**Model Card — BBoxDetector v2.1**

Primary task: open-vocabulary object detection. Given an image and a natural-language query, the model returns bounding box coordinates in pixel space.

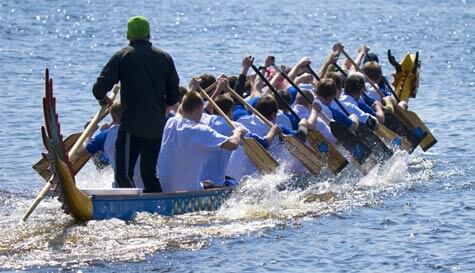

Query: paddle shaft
[251,64,302,123]
[382,76,401,102]
[225,86,273,127]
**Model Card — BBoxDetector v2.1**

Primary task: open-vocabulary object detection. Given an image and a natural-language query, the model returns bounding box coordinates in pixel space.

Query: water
[0,0,474,272]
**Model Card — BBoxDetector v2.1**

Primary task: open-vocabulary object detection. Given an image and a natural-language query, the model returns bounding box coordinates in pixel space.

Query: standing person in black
[92,16,180,192]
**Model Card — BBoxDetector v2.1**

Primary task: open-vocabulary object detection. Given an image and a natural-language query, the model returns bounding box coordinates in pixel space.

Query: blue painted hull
[91,188,234,220]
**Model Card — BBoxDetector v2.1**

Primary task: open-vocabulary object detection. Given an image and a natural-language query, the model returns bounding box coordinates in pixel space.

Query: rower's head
[363,52,379,64]
[316,78,336,105]
[325,72,344,98]
[228,76,238,90]
[276,89,291,111]
[344,72,365,99]
[127,16,150,41]
[178,86,188,103]
[214,94,234,118]
[256,95,278,122]
[198,73,216,91]
[295,90,314,109]
[180,91,204,122]
[110,101,122,123]
[362,61,383,84]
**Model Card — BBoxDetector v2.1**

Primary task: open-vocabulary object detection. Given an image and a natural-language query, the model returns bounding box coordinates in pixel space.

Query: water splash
[0,152,446,270]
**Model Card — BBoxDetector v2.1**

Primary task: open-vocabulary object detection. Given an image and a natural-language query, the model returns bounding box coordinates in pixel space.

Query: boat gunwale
[89,187,234,201]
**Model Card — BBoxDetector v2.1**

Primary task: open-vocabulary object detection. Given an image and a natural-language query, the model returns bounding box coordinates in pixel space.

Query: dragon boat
[39,69,234,221]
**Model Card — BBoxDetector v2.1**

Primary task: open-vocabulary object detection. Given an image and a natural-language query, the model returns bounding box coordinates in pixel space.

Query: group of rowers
[84,23,413,193]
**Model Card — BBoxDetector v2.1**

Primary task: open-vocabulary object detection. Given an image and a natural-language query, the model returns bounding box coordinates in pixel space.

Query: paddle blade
[282,135,322,175]
[355,126,394,161]
[384,112,421,149]
[33,133,92,181]
[393,106,437,152]
[242,137,280,174]
[329,122,372,165]
[307,129,348,174]
[375,125,414,152]
[404,110,437,152]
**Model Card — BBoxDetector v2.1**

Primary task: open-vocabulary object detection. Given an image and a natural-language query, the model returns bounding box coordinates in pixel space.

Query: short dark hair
[316,78,336,99]
[362,61,382,82]
[215,94,234,115]
[295,90,314,107]
[344,72,365,96]
[178,86,188,102]
[363,52,379,63]
[181,91,203,113]
[276,89,291,110]
[325,72,344,90]
[256,95,278,120]
[198,73,216,90]
[228,76,238,91]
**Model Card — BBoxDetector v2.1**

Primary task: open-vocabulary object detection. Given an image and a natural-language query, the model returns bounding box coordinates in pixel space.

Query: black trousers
[115,129,162,193]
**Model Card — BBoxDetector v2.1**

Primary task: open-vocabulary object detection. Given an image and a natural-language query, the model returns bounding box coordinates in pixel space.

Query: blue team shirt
[329,107,354,129]
[358,100,377,116]
[284,111,299,130]
[86,130,109,154]
[286,86,298,105]
[232,96,260,121]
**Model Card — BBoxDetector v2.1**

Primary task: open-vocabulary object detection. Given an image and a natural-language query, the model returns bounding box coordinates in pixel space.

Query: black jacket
[93,40,180,138]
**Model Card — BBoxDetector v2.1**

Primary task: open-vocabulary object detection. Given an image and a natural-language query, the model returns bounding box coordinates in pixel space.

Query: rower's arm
[372,100,386,124]
[235,55,254,97]
[221,127,245,150]
[352,44,369,71]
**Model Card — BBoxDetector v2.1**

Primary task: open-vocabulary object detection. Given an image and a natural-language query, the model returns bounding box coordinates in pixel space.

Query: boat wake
[0,152,456,270]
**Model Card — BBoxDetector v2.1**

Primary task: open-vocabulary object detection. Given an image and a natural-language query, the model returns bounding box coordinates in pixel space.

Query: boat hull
[90,188,233,220]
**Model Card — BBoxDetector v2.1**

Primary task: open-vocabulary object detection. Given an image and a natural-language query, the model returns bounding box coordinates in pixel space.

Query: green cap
[127,16,150,39]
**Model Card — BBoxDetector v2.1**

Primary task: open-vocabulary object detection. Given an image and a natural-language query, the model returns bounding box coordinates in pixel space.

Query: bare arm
[263,124,282,144]
[262,70,283,96]
[372,100,385,124]
[348,114,360,131]
[352,44,369,71]
[204,76,228,113]
[308,102,322,128]
[221,127,245,150]
[288,56,311,81]
[235,55,254,97]
[318,42,343,78]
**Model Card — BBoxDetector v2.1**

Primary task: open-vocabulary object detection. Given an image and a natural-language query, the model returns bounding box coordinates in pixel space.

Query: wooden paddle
[23,77,120,221]
[306,65,375,166]
[341,48,436,151]
[332,94,394,161]
[33,133,87,180]
[332,62,414,152]
[269,64,348,174]
[231,68,322,175]
[198,87,280,174]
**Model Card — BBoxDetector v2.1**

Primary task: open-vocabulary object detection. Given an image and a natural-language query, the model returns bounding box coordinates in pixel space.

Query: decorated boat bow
[41,68,93,221]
